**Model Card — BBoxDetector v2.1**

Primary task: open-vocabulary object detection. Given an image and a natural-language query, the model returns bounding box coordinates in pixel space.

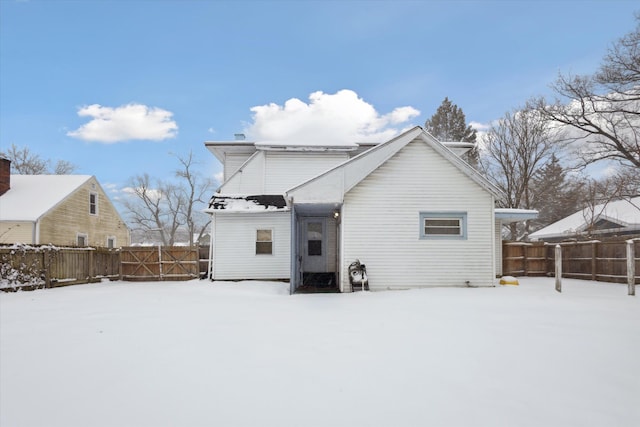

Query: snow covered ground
[1,277,638,427]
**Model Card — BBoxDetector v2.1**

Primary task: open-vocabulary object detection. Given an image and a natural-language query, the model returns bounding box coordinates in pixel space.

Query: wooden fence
[503,239,640,284]
[120,246,200,281]
[1,245,210,291]
[0,246,121,291]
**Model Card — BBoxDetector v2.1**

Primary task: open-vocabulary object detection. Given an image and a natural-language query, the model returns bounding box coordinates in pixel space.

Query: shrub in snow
[0,243,47,291]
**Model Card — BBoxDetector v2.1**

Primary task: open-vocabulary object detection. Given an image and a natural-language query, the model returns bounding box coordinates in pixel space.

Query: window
[307,222,322,256]
[107,237,116,249]
[256,229,273,255]
[77,233,88,247]
[89,192,98,215]
[419,212,467,239]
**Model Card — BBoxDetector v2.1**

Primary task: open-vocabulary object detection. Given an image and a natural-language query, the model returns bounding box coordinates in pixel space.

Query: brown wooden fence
[120,246,200,281]
[1,245,210,291]
[0,246,121,291]
[503,240,640,284]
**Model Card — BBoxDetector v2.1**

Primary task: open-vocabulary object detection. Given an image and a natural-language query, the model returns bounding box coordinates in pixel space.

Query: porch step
[296,273,339,293]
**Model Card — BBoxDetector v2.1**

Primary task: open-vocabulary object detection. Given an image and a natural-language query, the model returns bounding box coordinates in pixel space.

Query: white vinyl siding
[211,211,291,280]
[495,219,503,276]
[219,152,265,194]
[341,139,495,291]
[221,151,348,196]
[224,152,255,182]
[264,152,348,194]
[326,216,338,272]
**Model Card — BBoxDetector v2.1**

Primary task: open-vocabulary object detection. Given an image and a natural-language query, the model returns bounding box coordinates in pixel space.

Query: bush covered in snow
[0,243,47,291]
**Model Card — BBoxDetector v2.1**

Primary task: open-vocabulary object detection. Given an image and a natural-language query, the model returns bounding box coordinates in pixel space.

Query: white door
[302,218,326,273]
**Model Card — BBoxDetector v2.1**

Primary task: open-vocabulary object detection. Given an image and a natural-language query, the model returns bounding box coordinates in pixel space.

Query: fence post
[43,247,51,288]
[158,245,163,280]
[88,249,94,282]
[627,240,635,296]
[591,241,597,281]
[555,244,562,293]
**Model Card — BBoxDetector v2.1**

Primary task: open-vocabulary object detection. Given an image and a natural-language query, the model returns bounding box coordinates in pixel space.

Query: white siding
[495,219,503,276]
[219,152,265,195]
[265,152,348,194]
[341,140,495,291]
[224,153,255,182]
[212,211,291,280]
[326,216,337,272]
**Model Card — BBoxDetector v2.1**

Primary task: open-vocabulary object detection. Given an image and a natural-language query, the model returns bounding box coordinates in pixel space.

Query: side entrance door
[301,217,327,273]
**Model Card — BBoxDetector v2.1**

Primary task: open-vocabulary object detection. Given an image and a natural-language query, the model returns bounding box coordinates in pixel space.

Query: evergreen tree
[530,154,584,231]
[425,97,478,165]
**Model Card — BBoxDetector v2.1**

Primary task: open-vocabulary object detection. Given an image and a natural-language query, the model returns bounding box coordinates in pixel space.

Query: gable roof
[286,126,503,203]
[0,175,92,221]
[530,196,640,240]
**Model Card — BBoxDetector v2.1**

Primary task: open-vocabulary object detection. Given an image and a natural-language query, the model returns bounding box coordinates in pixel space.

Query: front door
[302,218,327,273]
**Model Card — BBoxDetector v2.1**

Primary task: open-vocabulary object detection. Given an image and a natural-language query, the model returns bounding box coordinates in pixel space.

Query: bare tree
[123,151,215,246]
[480,104,565,240]
[172,151,214,246]
[0,143,78,174]
[535,16,640,169]
[578,169,640,239]
[122,174,186,246]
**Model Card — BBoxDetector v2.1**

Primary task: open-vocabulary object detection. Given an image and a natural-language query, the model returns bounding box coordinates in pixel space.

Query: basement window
[77,233,88,247]
[420,212,467,240]
[256,229,273,255]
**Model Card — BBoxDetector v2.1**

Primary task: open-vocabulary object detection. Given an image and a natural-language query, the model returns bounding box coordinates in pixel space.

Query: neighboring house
[0,158,130,247]
[530,196,640,242]
[205,126,534,293]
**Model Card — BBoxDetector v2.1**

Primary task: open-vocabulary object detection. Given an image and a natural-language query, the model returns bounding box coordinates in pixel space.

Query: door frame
[300,217,327,273]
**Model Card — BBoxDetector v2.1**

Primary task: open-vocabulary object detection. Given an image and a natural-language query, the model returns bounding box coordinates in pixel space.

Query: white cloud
[214,171,224,185]
[67,103,178,143]
[470,121,491,132]
[121,186,163,202]
[244,89,420,146]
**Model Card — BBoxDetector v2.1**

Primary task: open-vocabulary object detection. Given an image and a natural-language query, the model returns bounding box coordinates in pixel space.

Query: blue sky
[0,0,638,200]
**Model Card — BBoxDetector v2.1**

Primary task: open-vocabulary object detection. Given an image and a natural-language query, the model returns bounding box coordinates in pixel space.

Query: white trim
[256,227,274,255]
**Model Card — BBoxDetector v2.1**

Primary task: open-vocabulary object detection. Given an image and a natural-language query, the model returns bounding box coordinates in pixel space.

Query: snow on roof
[530,196,640,239]
[206,194,289,213]
[0,175,92,221]
[495,208,539,223]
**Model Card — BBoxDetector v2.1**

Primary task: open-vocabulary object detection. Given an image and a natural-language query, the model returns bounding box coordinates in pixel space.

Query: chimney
[0,158,10,196]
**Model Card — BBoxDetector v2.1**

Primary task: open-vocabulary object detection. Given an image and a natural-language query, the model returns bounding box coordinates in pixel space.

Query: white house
[205,126,531,293]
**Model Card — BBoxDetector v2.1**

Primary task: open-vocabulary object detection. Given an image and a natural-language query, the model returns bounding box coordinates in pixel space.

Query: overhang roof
[495,208,539,223]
